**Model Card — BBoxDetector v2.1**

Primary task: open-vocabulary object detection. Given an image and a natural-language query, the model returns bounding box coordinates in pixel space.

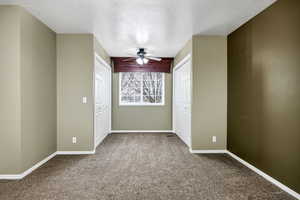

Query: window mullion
[155,73,157,103]
[140,73,143,104]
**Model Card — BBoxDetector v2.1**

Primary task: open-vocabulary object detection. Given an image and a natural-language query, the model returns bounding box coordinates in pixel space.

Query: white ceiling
[0,0,276,57]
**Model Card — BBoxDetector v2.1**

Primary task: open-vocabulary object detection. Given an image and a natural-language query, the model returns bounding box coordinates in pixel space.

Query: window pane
[156,96,162,103]
[135,95,141,102]
[120,72,163,105]
[121,72,141,104]
[156,79,162,97]
[143,95,156,103]
[142,72,154,81]
[143,81,155,95]
[121,96,128,103]
[128,96,135,103]
[142,72,157,103]
[156,73,162,80]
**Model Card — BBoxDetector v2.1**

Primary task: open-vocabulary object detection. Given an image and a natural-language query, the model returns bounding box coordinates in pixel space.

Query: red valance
[112,57,173,73]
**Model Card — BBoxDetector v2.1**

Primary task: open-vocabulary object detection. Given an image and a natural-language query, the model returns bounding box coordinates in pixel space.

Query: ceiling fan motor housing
[137,48,146,58]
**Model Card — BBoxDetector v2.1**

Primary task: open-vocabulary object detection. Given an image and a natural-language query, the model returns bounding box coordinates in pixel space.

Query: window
[119,72,165,106]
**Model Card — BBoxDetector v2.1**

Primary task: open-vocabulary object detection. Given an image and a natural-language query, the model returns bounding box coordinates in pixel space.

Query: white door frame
[172,54,192,147]
[93,53,112,150]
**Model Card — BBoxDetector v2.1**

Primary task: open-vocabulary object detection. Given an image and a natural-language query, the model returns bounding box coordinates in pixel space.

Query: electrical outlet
[82,97,87,104]
[212,136,217,143]
[72,137,77,144]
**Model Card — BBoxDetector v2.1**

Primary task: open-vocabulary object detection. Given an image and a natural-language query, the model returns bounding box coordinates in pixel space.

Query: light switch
[212,136,217,143]
[72,137,77,144]
[82,97,87,104]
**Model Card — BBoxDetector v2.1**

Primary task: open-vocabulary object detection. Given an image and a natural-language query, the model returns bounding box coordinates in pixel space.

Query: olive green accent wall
[57,34,110,151]
[191,35,227,150]
[228,0,300,193]
[112,73,172,131]
[0,6,57,174]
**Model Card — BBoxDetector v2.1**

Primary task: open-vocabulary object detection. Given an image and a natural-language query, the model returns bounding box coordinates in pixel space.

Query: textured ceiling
[0,0,276,57]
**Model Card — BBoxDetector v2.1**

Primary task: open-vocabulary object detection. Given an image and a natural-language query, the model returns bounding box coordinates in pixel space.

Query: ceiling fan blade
[126,52,138,56]
[122,57,137,61]
[146,56,162,61]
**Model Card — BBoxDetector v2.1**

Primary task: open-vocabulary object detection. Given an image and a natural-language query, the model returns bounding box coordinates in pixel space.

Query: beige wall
[94,37,111,65]
[174,36,227,150]
[191,35,227,150]
[112,73,172,131]
[0,6,57,174]
[20,8,57,171]
[0,6,22,174]
[57,34,110,151]
[57,34,94,151]
[174,39,192,66]
[1,6,110,174]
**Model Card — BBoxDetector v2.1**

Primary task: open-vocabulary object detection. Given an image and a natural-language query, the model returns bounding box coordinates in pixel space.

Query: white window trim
[119,72,165,106]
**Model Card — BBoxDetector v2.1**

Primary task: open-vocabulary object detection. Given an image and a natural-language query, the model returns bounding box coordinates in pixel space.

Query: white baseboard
[0,150,96,180]
[95,133,109,149]
[0,174,23,179]
[56,150,95,155]
[0,149,97,180]
[189,148,300,199]
[1,146,299,199]
[174,132,191,148]
[189,149,227,154]
[0,152,56,180]
[111,130,174,133]
[227,151,300,200]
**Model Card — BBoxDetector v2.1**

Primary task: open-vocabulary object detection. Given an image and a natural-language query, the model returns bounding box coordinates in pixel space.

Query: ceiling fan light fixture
[132,48,161,65]
[143,58,149,64]
[136,57,143,65]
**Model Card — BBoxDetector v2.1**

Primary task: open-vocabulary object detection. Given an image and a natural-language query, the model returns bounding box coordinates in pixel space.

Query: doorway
[94,53,112,149]
[173,54,192,147]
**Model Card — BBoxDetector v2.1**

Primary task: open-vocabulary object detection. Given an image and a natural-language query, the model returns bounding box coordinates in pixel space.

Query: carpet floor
[0,133,296,200]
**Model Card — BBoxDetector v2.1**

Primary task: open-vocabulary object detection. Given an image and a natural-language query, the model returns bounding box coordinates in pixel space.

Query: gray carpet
[0,133,296,200]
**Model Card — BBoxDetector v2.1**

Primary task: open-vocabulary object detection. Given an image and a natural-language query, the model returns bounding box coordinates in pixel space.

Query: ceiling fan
[124,48,162,65]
